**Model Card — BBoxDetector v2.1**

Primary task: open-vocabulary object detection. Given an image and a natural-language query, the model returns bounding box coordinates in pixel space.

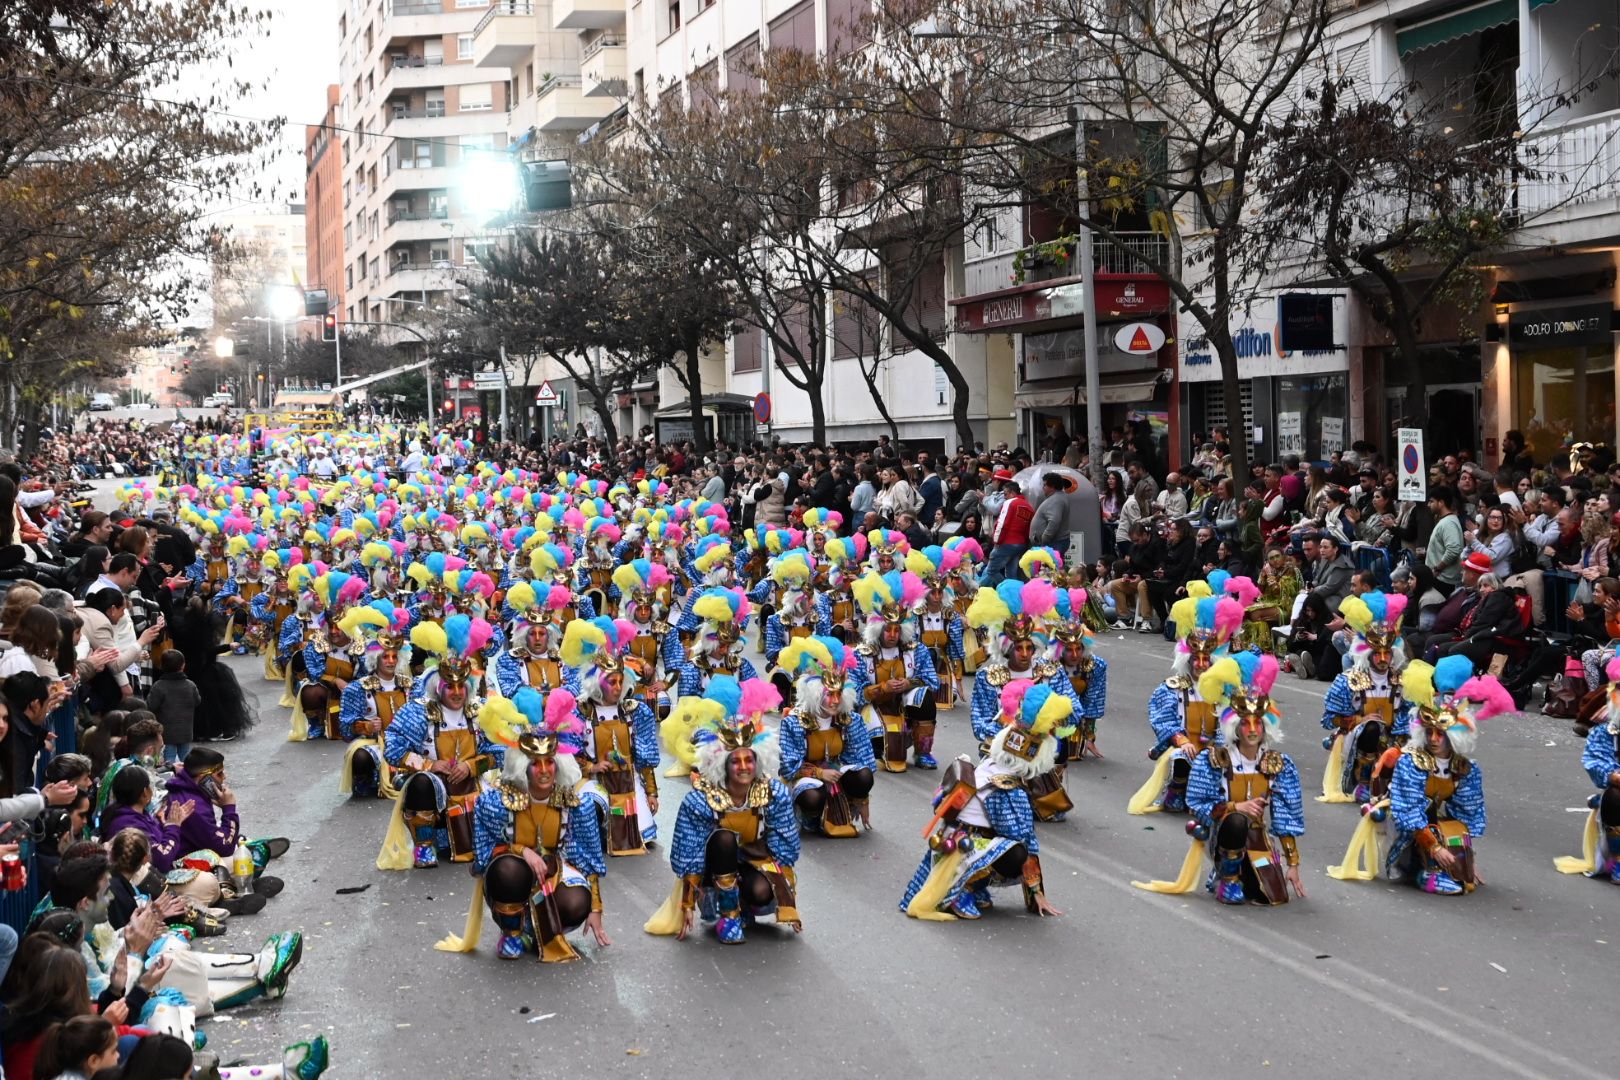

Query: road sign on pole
[1397,428,1426,503]
[473,370,506,390]
[534,379,560,407]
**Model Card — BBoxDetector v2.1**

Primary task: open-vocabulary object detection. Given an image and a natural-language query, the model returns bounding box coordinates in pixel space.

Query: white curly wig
[987,725,1057,781]
[500,745,583,789]
[694,733,781,789]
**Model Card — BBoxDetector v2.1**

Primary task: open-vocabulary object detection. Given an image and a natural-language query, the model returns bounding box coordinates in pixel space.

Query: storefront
[1178,291,1353,465]
[1500,300,1617,464]
[952,276,1176,458]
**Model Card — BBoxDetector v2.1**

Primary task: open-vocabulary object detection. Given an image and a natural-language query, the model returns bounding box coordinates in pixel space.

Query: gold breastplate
[718,807,763,844]
[629,634,660,664]
[513,802,564,855]
[592,717,633,769]
[1186,699,1218,746]
[524,656,562,690]
[805,726,844,764]
[1228,771,1272,802]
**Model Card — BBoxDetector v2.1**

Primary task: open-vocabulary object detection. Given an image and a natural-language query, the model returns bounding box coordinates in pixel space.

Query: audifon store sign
[1178,294,1347,383]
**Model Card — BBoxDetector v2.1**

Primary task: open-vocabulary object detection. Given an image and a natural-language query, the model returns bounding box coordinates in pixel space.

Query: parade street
[193,623,1611,1080]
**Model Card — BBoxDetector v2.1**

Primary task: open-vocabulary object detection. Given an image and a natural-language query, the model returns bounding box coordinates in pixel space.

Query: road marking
[1036,840,1604,1080]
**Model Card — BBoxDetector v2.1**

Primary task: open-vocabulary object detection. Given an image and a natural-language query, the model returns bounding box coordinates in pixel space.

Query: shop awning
[1397,0,1516,57]
[1015,371,1163,410]
[654,392,755,417]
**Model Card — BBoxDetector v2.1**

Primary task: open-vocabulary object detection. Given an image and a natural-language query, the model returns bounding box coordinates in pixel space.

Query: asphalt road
[147,621,1611,1080]
[73,475,1617,1077]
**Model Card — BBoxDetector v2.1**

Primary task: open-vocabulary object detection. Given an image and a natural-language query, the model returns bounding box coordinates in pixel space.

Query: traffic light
[322,313,338,342]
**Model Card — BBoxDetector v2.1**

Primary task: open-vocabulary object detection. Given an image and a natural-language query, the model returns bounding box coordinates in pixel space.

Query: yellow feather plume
[691,593,735,623]
[407,563,437,589]
[1403,660,1437,711]
[561,618,607,668]
[505,581,537,614]
[851,573,892,617]
[410,621,449,658]
[1198,656,1243,707]
[612,563,643,593]
[338,606,389,639]
[1339,595,1373,635]
[965,586,1011,629]
[530,546,558,577]
[778,637,832,677]
[1169,596,1201,642]
[1031,688,1075,736]
[477,694,525,750]
[1185,581,1213,600]
[287,564,314,594]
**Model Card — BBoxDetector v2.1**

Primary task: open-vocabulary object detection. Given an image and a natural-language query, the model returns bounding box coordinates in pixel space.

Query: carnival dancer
[813,534,866,645]
[220,534,267,652]
[436,688,611,962]
[1320,592,1411,804]
[577,518,623,618]
[493,581,572,696]
[1133,651,1308,905]
[530,541,594,620]
[762,549,818,706]
[273,561,319,709]
[376,615,501,869]
[1559,657,1620,883]
[671,588,760,699]
[866,529,908,576]
[944,536,986,673]
[1050,586,1108,762]
[852,570,939,772]
[1327,656,1503,895]
[1128,588,1242,815]
[900,678,1067,920]
[612,558,676,721]
[250,549,302,686]
[336,602,413,799]
[907,546,967,711]
[294,571,369,741]
[777,636,876,835]
[562,617,662,856]
[966,578,1077,816]
[645,676,802,944]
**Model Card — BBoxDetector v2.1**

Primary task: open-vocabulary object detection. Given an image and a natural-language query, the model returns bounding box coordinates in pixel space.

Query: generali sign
[954,278,1169,332]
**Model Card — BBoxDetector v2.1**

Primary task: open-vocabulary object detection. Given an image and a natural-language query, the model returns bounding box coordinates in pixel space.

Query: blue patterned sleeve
[764,779,801,867]
[814,594,832,637]
[612,539,632,561]
[495,653,521,698]
[984,786,1039,852]
[562,665,581,697]
[277,615,303,661]
[249,591,271,622]
[764,616,786,666]
[475,722,504,768]
[661,626,686,672]
[383,702,427,766]
[1582,727,1618,789]
[575,595,597,621]
[304,642,327,681]
[670,790,716,876]
[567,800,608,877]
[848,655,872,711]
[739,657,759,682]
[843,719,877,770]
[1323,675,1355,730]
[1081,655,1107,719]
[185,559,205,587]
[676,665,702,698]
[1186,750,1225,828]
[630,701,660,768]
[1388,755,1430,833]
[1147,683,1183,744]
[912,643,940,691]
[1452,762,1486,837]
[211,575,239,612]
[1046,668,1078,711]
[472,789,506,874]
[947,615,965,660]
[1268,756,1305,837]
[746,578,772,605]
[337,682,367,740]
[969,674,1001,741]
[778,715,807,778]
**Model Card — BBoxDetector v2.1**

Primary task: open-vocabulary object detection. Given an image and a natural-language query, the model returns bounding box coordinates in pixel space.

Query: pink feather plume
[466,572,496,599]
[1000,678,1034,719]
[462,618,494,656]
[1067,587,1089,612]
[1224,576,1261,608]
[1252,653,1280,695]
[336,576,367,606]
[1384,594,1409,625]
[738,678,782,718]
[562,508,585,530]
[443,555,467,573]
[1608,656,1620,683]
[647,563,673,589]
[729,587,752,621]
[938,548,962,573]
[1021,578,1057,618]
[543,689,583,748]
[436,515,460,533]
[954,538,984,563]
[898,571,927,607]
[1455,676,1515,721]
[609,619,638,651]
[1214,597,1244,641]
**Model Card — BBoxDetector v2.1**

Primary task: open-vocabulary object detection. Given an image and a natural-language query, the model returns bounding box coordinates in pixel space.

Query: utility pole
[1074,116,1105,489]
[498,342,509,441]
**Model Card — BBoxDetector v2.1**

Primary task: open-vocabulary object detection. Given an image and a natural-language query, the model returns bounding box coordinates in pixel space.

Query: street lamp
[265,285,302,322]
[457,160,523,222]
[213,336,233,359]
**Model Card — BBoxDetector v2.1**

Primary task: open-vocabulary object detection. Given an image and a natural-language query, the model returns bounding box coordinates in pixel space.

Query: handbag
[1543,673,1586,719]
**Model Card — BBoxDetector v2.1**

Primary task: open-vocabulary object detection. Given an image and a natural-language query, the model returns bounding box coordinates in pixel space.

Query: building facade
[304,84,346,324]
[335,0,514,331]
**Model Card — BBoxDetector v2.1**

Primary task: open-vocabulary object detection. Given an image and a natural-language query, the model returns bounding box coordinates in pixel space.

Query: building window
[455,0,488,7]
[457,34,474,60]
[459,83,492,111]
[768,0,816,56]
[732,323,762,372]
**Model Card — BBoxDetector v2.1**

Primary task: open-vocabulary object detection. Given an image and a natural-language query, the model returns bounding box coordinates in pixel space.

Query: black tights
[402,772,438,812]
[1171,757,1191,785]
[1602,787,1620,827]
[351,752,376,782]
[703,831,774,907]
[1354,721,1387,755]
[793,767,875,817]
[990,842,1028,880]
[1217,811,1254,849]
[485,855,590,928]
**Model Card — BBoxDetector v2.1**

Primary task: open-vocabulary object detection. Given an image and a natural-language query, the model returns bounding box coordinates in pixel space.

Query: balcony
[380,163,456,200]
[553,0,625,31]
[384,210,454,243]
[385,263,460,298]
[1517,107,1620,224]
[532,74,618,131]
[384,56,449,91]
[961,232,1170,297]
[473,1,538,68]
[581,36,626,98]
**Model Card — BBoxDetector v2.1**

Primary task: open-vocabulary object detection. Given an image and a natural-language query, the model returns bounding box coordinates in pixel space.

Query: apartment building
[305,84,346,327]
[335,0,514,336]
[210,204,309,323]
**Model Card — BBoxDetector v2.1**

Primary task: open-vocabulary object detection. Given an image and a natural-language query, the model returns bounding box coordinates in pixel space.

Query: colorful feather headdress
[853,570,926,625]
[965,578,1059,645]
[997,679,1077,760]
[409,613,494,687]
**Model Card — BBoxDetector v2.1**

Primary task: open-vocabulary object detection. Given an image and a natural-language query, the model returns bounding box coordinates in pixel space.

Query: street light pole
[1074,117,1106,489]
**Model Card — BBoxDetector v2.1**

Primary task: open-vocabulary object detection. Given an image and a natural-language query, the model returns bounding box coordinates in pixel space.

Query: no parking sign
[1397,428,1425,503]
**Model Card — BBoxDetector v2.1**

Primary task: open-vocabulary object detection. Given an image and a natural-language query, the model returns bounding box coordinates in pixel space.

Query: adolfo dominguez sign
[1507,303,1613,348]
